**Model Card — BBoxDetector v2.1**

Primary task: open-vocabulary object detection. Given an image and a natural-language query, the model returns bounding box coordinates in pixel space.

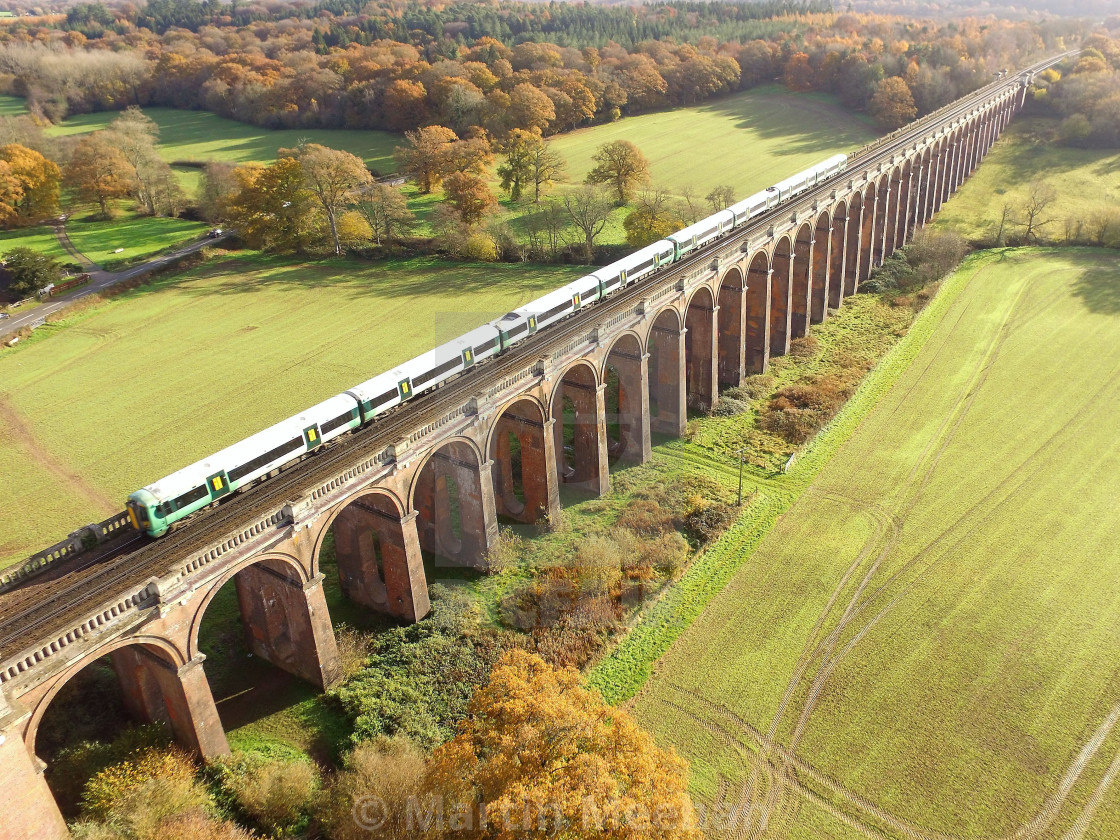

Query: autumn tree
[444,172,497,226]
[295,144,373,256]
[497,129,540,202]
[396,126,491,194]
[197,161,239,224]
[0,143,60,224]
[105,107,184,216]
[497,128,564,202]
[0,161,23,227]
[586,140,650,205]
[65,134,136,218]
[563,185,613,262]
[425,650,701,840]
[355,183,417,247]
[227,158,315,253]
[529,139,566,203]
[870,77,918,130]
[624,187,685,247]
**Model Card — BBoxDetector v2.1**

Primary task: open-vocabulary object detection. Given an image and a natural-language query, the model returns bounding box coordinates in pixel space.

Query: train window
[506,322,529,340]
[414,355,463,388]
[168,483,210,512]
[370,388,399,409]
[474,337,498,355]
[322,410,357,435]
[228,436,303,482]
[542,300,573,321]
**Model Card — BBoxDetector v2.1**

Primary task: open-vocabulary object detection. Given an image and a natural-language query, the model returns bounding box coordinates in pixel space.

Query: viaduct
[0,55,1065,839]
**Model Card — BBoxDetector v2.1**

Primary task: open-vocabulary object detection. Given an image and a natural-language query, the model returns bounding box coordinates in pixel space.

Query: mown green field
[624,248,1120,839]
[935,117,1120,242]
[550,87,874,198]
[0,226,68,262]
[0,254,587,567]
[43,105,402,177]
[63,214,208,269]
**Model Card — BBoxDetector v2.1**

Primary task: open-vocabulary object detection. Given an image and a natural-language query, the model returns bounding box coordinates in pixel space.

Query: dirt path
[0,396,116,517]
[52,223,97,271]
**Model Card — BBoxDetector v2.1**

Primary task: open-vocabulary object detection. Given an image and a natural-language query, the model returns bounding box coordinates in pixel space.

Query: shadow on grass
[698,86,878,156]
[123,252,589,305]
[1071,256,1120,316]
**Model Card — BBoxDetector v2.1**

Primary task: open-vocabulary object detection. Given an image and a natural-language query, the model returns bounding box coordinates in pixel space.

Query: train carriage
[127,393,362,536]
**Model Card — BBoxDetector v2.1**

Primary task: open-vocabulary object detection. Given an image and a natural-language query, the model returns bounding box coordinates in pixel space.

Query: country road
[0,231,228,341]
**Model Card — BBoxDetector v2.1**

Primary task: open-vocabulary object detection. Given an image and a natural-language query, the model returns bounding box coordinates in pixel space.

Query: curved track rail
[0,52,1071,658]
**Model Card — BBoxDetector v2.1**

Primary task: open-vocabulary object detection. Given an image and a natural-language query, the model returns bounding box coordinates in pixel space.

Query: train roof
[142,392,359,501]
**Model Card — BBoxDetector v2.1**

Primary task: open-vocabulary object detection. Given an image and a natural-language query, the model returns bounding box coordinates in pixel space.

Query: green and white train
[127,153,848,537]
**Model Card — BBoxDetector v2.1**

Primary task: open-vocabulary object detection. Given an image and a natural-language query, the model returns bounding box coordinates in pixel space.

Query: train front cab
[127,489,166,537]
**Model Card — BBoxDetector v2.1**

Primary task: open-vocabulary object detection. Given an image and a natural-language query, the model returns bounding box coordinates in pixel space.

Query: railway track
[0,51,1071,661]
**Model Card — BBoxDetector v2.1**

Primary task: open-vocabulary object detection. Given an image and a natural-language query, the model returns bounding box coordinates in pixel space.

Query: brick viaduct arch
[0,79,1034,839]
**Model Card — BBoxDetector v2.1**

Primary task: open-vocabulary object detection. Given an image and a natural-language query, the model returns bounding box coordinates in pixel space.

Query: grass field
[617,248,1120,839]
[0,253,587,567]
[0,226,68,262]
[935,117,1120,242]
[63,214,208,269]
[550,87,874,198]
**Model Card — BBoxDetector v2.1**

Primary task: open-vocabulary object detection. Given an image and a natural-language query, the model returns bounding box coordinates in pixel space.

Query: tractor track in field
[743,269,1034,837]
[0,396,117,517]
[683,263,1120,840]
[658,684,1120,840]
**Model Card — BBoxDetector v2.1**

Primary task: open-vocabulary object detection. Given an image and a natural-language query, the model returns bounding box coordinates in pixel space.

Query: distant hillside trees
[1032,35,1120,148]
[0,7,1067,143]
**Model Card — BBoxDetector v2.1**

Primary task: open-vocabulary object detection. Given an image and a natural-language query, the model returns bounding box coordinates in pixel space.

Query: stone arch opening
[414,438,495,567]
[685,285,717,410]
[896,161,913,249]
[844,191,863,296]
[744,252,770,373]
[811,210,831,323]
[858,184,876,283]
[326,489,430,623]
[192,554,340,735]
[916,152,932,227]
[29,639,223,821]
[647,307,685,434]
[790,223,814,338]
[872,176,892,268]
[551,361,608,494]
[770,236,793,358]
[604,333,649,465]
[490,396,557,524]
[717,266,746,389]
[883,168,902,261]
[828,202,847,309]
[942,132,958,203]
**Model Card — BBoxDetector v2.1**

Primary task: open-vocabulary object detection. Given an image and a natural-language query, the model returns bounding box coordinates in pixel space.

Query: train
[125,152,848,537]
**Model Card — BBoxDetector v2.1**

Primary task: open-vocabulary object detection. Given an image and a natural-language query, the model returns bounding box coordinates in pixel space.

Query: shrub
[48,725,172,818]
[616,498,675,537]
[335,624,375,679]
[484,527,525,574]
[788,335,819,358]
[682,500,737,545]
[223,756,317,835]
[569,534,623,596]
[315,738,429,840]
[710,396,749,417]
[332,587,525,749]
[735,374,776,400]
[459,231,499,261]
[81,747,199,822]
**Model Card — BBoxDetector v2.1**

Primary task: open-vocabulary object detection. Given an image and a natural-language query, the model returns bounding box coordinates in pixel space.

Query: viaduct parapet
[0,56,1063,839]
